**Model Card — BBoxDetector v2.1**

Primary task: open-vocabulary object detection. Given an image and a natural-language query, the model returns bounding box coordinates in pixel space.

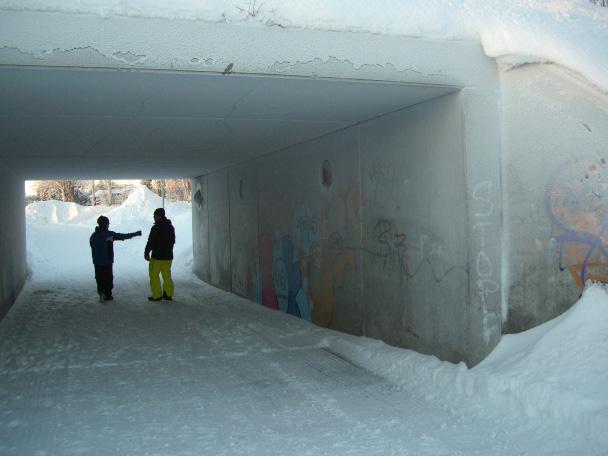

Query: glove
[135,230,142,236]
[144,252,150,261]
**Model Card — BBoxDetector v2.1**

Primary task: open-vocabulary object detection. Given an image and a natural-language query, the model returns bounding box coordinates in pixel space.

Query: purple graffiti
[545,157,608,286]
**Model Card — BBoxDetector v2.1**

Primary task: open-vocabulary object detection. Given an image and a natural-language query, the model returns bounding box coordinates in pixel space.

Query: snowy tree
[590,0,607,6]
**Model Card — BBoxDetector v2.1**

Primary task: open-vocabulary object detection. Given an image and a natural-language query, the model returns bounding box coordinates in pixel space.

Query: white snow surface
[1,0,607,92]
[1,189,606,454]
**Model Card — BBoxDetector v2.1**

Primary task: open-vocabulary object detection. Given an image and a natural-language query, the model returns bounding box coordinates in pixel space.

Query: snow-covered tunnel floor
[0,274,574,455]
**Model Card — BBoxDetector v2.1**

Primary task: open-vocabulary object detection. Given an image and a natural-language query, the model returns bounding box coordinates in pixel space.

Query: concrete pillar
[0,169,27,319]
[462,88,503,365]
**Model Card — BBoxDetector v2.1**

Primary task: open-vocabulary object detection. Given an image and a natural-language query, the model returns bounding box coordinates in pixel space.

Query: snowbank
[26,199,106,225]
[322,283,608,451]
[1,0,607,92]
[475,284,608,444]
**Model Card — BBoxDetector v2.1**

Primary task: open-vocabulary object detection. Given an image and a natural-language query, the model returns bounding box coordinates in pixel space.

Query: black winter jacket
[145,218,175,260]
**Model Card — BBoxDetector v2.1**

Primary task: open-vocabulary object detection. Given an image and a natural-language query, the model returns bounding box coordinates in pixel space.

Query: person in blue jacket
[90,215,141,301]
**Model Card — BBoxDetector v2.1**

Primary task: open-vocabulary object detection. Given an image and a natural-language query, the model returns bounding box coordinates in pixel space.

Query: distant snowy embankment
[26,199,106,225]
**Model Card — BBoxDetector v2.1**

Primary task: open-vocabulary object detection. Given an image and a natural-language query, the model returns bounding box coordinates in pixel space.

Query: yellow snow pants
[149,259,174,299]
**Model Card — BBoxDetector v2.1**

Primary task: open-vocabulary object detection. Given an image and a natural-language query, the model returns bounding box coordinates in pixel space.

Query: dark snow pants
[94,264,114,298]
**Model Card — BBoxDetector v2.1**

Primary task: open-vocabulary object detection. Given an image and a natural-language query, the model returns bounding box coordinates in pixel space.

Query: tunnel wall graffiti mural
[192,92,483,364]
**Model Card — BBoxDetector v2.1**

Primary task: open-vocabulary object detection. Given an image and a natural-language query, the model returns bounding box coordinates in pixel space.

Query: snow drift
[322,283,608,451]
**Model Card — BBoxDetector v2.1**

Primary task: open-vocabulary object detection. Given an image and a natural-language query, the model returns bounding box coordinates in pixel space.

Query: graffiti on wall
[361,216,466,285]
[365,218,409,278]
[472,181,499,304]
[216,152,475,342]
[255,175,465,329]
[309,187,361,326]
[546,157,608,287]
[257,187,361,325]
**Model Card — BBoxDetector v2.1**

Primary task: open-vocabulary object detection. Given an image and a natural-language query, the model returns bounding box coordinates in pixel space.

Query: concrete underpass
[0,19,506,452]
[0,28,503,366]
[3,8,608,455]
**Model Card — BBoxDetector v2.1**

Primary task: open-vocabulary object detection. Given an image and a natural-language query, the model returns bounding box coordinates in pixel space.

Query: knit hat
[97,215,109,226]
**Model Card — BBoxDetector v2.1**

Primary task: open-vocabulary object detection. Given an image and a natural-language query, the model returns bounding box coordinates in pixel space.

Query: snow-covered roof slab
[1,1,606,91]
[0,10,497,87]
[0,10,496,179]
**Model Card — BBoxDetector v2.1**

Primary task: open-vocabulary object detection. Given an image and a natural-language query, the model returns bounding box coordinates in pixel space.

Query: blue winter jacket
[90,228,138,266]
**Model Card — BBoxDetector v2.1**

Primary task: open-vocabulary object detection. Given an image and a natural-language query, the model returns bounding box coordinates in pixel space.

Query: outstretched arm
[113,230,142,241]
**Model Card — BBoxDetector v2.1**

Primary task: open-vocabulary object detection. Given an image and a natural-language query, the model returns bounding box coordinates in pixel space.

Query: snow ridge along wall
[193,90,502,366]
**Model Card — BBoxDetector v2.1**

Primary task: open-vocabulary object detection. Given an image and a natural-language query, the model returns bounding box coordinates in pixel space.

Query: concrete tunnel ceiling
[0,66,456,180]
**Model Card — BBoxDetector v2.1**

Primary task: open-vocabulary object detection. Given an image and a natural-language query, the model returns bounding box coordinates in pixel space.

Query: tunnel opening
[0,64,497,365]
[22,178,193,295]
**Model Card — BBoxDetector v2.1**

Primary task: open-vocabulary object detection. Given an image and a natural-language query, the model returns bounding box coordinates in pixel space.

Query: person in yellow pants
[145,208,176,301]
[149,258,174,300]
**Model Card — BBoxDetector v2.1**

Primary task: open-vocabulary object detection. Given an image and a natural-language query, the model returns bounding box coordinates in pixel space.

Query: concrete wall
[192,176,210,283]
[229,163,259,301]
[501,64,608,332]
[0,170,27,319]
[192,91,501,364]
[208,170,231,290]
[360,94,468,361]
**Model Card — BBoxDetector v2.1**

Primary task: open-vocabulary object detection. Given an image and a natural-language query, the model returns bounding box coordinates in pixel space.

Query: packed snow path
[1,274,544,456]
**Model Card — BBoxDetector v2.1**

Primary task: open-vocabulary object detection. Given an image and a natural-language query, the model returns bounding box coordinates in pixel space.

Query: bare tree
[183,178,192,202]
[141,178,191,202]
[34,180,60,201]
[106,179,113,205]
[143,179,163,196]
[34,180,83,203]
[57,180,78,203]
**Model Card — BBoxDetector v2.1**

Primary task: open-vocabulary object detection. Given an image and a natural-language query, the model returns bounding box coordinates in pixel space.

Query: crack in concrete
[270,55,448,79]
